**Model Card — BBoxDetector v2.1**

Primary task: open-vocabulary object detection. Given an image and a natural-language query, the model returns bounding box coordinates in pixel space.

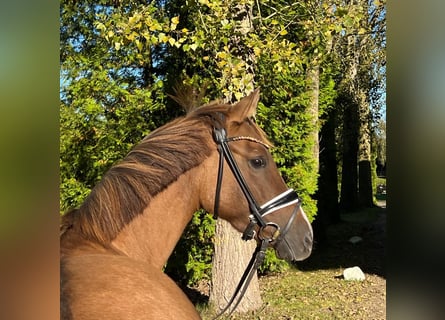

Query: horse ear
[229,89,260,122]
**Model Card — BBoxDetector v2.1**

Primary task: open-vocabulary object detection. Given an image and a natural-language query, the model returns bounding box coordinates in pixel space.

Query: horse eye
[249,157,266,169]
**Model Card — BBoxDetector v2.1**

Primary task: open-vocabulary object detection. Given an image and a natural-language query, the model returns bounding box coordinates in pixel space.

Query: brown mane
[61,99,271,245]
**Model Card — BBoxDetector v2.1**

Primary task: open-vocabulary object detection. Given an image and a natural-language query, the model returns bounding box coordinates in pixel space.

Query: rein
[212,126,301,318]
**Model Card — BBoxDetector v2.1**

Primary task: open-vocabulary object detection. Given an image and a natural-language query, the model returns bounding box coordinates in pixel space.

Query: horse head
[199,90,313,262]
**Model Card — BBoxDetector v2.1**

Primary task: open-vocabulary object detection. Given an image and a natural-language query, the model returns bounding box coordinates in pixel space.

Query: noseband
[213,126,301,243]
[212,125,301,318]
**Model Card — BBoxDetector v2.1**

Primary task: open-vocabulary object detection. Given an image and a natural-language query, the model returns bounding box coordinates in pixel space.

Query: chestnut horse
[60,90,313,319]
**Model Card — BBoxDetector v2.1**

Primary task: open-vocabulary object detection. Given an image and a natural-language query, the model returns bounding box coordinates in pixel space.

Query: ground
[190,199,386,319]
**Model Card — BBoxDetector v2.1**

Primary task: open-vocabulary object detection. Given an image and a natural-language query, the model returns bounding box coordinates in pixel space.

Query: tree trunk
[210,220,262,313]
[339,95,359,211]
[209,1,262,314]
[306,61,329,245]
[306,62,320,171]
[339,15,361,212]
[358,91,374,207]
[315,106,340,244]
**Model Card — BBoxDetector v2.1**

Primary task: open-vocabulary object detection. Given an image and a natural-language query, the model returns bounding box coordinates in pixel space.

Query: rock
[349,236,363,244]
[343,266,366,281]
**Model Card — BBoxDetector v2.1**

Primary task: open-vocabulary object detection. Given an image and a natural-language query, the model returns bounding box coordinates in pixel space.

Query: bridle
[212,125,302,318]
[212,126,301,242]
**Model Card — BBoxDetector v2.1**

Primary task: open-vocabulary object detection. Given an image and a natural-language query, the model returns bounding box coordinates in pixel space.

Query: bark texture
[210,220,261,313]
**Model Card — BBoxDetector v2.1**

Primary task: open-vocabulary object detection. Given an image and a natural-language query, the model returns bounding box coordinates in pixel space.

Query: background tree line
[60,0,385,313]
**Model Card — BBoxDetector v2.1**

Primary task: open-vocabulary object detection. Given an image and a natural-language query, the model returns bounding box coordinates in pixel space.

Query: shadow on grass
[296,205,386,278]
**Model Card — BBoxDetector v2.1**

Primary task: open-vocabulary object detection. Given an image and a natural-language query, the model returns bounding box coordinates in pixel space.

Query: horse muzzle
[259,190,313,261]
[274,205,313,262]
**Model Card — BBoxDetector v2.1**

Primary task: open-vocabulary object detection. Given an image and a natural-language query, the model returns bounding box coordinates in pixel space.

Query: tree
[60,1,188,211]
[374,118,386,177]
[334,0,386,211]
[338,93,360,210]
[192,1,263,313]
[294,0,340,241]
[316,103,340,242]
[61,1,162,211]
[314,64,340,241]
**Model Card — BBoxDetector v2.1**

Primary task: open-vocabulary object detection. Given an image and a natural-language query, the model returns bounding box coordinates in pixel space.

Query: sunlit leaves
[170,16,179,30]
[279,29,288,36]
[92,4,187,64]
[60,1,169,212]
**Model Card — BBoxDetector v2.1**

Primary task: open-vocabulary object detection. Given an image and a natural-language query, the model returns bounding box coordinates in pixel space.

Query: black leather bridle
[212,125,302,318]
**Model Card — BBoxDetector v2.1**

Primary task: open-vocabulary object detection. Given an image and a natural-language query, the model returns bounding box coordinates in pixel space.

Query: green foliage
[258,248,290,275]
[255,74,319,222]
[165,210,215,286]
[60,0,171,212]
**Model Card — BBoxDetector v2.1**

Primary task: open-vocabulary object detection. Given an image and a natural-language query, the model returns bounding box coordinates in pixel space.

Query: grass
[214,269,385,320]
[195,206,386,319]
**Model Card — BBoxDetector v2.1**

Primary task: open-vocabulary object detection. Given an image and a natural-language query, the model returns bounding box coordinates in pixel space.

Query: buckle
[242,215,257,241]
[213,127,227,144]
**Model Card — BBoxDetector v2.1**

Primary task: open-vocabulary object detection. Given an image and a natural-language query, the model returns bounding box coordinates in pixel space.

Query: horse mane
[61,100,231,245]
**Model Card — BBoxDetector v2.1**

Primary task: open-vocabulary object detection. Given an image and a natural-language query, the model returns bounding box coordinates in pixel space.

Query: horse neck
[110,165,202,269]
